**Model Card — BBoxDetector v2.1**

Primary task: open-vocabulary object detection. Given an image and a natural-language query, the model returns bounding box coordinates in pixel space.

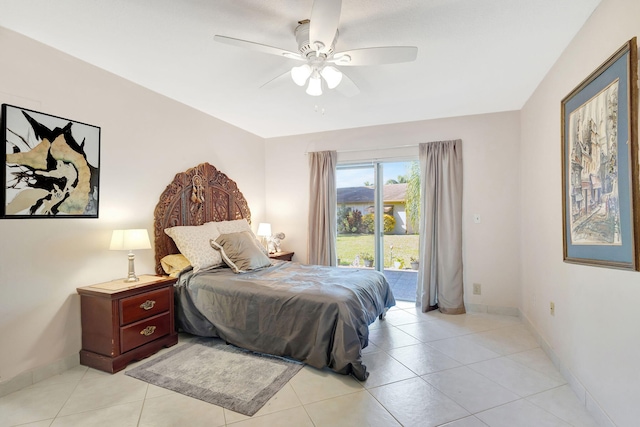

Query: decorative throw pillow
[211,231,272,273]
[215,219,268,255]
[215,219,252,234]
[164,222,222,272]
[160,254,191,277]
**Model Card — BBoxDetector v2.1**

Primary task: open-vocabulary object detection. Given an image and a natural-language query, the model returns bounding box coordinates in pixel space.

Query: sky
[337,161,413,188]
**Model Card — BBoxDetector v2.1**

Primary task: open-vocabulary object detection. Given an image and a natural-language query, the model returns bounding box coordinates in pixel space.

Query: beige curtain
[307,151,337,266]
[417,140,465,314]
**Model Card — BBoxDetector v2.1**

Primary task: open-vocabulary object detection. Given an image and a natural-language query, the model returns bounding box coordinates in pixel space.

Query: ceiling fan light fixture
[320,66,342,89]
[306,74,323,96]
[291,64,312,86]
[215,0,417,100]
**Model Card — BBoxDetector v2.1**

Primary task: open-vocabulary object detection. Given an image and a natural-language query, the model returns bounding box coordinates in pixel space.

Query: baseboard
[0,352,79,398]
[519,309,615,427]
[466,303,520,317]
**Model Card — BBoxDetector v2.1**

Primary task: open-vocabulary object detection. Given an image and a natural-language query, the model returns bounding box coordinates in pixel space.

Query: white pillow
[164,222,221,272]
[215,219,252,234]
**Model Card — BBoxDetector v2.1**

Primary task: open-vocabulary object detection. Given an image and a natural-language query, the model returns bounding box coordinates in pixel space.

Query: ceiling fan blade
[214,35,302,60]
[259,70,292,90]
[309,0,342,53]
[335,72,359,97]
[331,46,418,66]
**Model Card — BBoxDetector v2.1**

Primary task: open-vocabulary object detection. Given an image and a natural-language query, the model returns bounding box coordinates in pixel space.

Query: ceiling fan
[214,0,418,97]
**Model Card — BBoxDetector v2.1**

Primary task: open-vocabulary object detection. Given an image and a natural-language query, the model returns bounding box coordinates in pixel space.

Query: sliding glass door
[336,160,420,301]
[336,164,377,268]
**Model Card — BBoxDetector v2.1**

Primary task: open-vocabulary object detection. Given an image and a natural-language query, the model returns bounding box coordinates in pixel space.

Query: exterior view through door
[336,161,420,301]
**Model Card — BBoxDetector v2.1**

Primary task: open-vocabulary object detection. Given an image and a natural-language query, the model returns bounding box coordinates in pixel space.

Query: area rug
[125,338,303,416]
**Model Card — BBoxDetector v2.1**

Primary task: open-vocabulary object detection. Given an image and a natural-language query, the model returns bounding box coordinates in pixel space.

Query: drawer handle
[140,326,156,336]
[140,300,156,310]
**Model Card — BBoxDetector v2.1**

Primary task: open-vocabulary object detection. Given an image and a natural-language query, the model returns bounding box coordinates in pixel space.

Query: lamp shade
[320,66,343,89]
[291,64,312,86]
[256,223,272,237]
[306,74,323,96]
[110,229,151,251]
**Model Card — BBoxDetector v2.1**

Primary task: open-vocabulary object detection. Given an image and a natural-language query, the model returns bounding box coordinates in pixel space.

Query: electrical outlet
[473,283,481,295]
[550,301,555,316]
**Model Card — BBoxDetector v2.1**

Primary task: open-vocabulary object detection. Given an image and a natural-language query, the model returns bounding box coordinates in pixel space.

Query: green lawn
[337,234,419,268]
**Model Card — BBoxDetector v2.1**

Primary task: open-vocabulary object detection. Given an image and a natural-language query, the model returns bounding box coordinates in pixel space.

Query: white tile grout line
[519,309,616,427]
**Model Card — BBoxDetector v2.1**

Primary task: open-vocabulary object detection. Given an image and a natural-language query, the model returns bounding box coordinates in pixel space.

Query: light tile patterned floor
[0,303,599,426]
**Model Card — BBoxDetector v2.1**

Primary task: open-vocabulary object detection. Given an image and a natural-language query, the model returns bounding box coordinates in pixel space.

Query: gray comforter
[174,261,395,380]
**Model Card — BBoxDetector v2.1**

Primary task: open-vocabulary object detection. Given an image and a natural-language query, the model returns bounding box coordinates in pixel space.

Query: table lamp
[256,223,272,250]
[110,229,151,282]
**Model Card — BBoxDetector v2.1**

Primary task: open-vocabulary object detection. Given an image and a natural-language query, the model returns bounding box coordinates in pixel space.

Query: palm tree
[405,161,420,232]
[386,175,408,185]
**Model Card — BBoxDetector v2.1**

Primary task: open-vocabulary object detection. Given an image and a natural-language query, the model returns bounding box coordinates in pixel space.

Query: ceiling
[0,0,600,139]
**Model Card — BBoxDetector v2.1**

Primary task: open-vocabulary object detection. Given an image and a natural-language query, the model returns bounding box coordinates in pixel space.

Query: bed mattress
[174,261,395,380]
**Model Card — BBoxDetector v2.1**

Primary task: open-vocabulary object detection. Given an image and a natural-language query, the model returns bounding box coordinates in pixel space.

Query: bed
[153,163,395,380]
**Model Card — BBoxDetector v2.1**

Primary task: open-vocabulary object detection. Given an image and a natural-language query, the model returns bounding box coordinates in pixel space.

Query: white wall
[0,27,266,384]
[520,0,640,425]
[265,111,522,311]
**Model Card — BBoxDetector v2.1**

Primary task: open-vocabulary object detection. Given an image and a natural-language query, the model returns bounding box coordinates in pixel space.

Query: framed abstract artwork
[1,104,100,218]
[561,38,639,270]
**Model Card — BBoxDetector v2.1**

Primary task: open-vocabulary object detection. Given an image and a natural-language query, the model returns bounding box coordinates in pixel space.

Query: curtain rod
[337,144,418,153]
[305,144,418,155]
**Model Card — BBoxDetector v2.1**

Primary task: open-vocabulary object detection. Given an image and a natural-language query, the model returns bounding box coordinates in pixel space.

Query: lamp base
[123,251,140,283]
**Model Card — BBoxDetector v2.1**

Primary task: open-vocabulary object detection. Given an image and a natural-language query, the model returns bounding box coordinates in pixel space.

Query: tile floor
[0,302,599,427]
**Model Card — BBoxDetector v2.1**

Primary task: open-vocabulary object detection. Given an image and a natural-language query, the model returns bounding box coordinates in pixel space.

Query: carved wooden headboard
[153,162,251,274]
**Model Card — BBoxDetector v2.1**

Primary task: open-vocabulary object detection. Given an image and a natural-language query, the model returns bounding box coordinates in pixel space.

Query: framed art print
[561,38,639,270]
[1,104,100,218]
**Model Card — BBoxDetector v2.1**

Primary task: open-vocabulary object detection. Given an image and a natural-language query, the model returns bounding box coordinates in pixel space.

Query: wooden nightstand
[77,274,178,373]
[269,251,294,261]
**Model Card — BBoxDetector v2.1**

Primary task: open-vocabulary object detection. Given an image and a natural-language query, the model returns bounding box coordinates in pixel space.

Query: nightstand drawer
[120,287,171,325]
[120,312,171,353]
